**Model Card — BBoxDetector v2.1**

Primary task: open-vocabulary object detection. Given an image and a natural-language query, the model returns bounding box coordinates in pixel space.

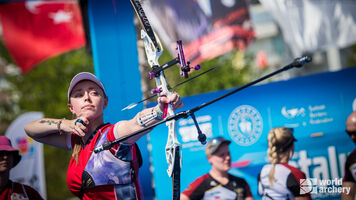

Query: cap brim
[67,72,106,100]
[208,140,231,155]
[0,145,20,152]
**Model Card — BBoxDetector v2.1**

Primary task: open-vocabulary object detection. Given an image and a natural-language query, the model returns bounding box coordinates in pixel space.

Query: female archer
[257,127,311,200]
[25,72,183,199]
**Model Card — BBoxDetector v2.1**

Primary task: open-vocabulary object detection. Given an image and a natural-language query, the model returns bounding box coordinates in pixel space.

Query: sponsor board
[149,67,356,200]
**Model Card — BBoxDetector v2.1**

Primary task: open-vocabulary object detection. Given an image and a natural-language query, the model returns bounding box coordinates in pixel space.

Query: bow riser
[165,114,180,177]
[141,29,181,178]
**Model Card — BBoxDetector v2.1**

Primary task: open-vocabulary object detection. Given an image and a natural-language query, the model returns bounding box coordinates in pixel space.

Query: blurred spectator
[257,127,311,200]
[181,136,253,200]
[0,136,44,200]
[342,111,356,199]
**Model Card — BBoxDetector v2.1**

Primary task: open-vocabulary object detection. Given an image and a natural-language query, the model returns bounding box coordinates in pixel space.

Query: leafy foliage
[1,41,261,199]
[347,44,356,67]
[7,41,356,200]
[0,44,93,200]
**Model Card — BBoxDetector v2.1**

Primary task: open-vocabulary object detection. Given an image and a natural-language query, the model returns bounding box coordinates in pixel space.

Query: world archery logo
[300,178,315,194]
[228,105,263,146]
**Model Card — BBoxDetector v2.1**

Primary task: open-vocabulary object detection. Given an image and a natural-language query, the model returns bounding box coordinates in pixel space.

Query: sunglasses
[209,137,224,145]
[0,151,14,157]
[346,129,356,137]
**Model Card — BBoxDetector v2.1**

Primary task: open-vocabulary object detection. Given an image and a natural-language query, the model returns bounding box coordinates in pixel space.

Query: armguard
[137,106,164,127]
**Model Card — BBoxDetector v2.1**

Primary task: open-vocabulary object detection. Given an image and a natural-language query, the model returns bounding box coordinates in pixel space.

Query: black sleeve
[344,152,356,182]
[182,176,208,200]
[185,184,205,200]
[286,173,301,196]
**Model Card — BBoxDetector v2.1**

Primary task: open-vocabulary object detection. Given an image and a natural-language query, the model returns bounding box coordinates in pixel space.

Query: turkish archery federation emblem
[228,105,263,146]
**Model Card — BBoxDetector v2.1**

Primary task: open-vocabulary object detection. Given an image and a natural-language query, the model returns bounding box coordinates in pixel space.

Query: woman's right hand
[158,91,184,112]
[61,118,89,137]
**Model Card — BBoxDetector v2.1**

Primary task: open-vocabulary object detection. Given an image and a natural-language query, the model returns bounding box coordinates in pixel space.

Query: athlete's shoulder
[192,173,211,184]
[282,163,306,180]
[347,149,356,159]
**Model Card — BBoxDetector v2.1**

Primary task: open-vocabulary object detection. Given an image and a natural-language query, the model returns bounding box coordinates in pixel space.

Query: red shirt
[343,149,356,182]
[66,124,141,200]
[182,173,253,199]
[0,180,44,200]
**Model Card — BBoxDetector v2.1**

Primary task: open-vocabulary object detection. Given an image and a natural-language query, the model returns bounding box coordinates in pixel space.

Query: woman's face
[208,144,231,172]
[68,80,107,120]
[0,151,14,173]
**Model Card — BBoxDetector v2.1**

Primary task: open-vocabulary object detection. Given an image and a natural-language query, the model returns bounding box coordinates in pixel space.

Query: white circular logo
[228,105,263,146]
[299,179,313,194]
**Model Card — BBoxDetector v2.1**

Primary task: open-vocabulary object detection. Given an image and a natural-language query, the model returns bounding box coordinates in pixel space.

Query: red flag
[0,1,85,73]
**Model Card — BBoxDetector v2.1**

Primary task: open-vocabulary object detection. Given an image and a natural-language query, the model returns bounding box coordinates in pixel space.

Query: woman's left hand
[158,91,183,112]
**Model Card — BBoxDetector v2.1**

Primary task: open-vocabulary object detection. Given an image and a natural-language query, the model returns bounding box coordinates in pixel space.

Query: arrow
[121,65,220,111]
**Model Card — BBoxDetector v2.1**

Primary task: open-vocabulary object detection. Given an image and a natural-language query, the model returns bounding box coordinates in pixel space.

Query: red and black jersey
[343,149,356,182]
[182,173,253,200]
[0,181,44,200]
[258,163,311,200]
[66,123,142,200]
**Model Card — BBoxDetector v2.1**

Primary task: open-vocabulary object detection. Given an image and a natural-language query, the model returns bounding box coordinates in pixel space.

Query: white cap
[67,72,106,100]
[205,136,231,156]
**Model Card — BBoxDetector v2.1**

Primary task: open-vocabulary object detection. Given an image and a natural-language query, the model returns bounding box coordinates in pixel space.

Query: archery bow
[129,1,204,199]
[121,65,220,111]
[94,55,312,152]
[95,56,312,154]
[94,1,312,199]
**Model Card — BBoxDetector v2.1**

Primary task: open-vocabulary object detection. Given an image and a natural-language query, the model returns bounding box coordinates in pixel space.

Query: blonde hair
[66,110,83,164]
[72,135,82,164]
[267,127,295,186]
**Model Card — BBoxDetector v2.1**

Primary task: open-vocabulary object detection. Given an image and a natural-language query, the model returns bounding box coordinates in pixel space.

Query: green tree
[0,41,93,199]
[1,47,256,200]
[0,41,261,200]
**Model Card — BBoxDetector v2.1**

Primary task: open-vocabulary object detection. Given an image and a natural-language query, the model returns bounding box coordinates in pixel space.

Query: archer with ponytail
[257,127,311,200]
[24,72,183,199]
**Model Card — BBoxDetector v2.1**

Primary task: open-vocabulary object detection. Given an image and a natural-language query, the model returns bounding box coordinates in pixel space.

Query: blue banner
[148,67,356,199]
[87,1,154,199]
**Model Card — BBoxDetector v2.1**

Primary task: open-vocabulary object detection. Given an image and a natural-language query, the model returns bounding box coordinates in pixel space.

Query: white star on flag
[49,10,73,24]
[0,1,85,72]
[25,2,42,14]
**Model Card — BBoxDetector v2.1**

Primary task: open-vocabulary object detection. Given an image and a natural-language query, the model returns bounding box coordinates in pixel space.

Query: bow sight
[149,41,201,86]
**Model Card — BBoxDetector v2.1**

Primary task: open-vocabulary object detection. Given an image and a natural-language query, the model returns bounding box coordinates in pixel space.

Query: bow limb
[141,30,181,180]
